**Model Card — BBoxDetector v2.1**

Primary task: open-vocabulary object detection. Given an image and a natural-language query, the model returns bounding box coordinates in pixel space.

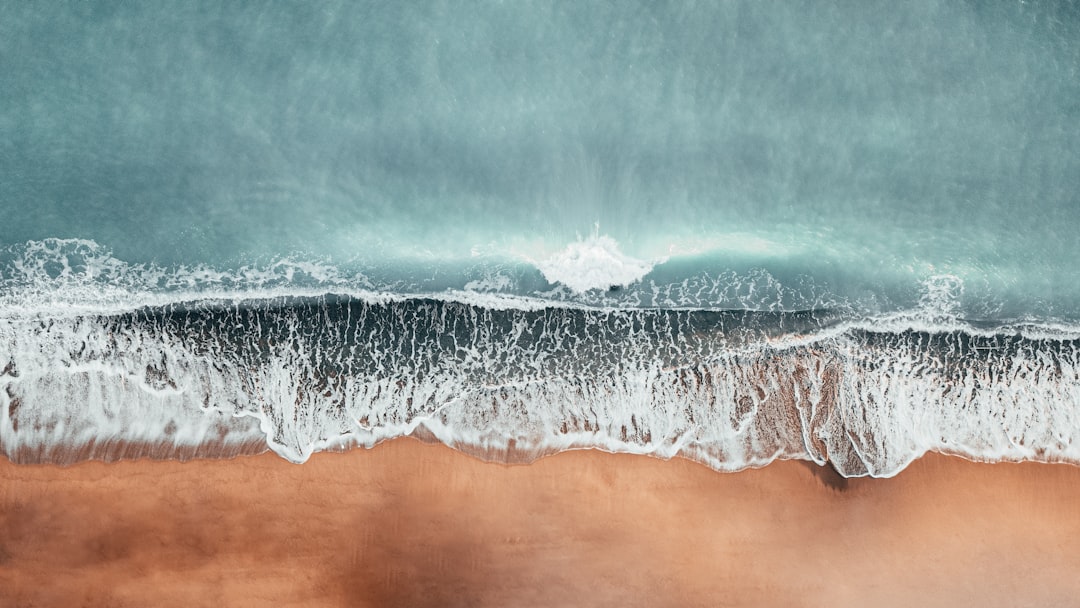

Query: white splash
[535,234,656,293]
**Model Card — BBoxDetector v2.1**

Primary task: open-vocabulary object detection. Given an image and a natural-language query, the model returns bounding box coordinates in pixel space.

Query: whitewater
[1,240,1078,477]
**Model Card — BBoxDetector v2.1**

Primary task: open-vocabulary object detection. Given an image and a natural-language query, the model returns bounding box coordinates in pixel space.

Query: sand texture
[2,441,1079,607]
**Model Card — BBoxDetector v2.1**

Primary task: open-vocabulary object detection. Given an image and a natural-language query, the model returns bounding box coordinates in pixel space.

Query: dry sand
[2,441,1079,607]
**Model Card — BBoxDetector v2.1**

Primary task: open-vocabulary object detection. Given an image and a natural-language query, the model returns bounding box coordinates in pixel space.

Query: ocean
[2,1,1078,476]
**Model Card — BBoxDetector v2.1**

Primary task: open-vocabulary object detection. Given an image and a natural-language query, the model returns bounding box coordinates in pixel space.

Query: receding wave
[2,292,1078,477]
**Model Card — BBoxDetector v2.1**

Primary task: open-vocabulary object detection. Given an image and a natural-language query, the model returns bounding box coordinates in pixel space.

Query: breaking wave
[2,242,1078,478]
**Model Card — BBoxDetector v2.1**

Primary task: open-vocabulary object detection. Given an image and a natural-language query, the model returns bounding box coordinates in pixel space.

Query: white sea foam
[3,240,1080,475]
[0,239,835,316]
[1,290,1078,476]
[533,234,658,293]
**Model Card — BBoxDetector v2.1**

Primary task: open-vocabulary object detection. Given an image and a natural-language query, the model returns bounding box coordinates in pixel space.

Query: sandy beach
[2,441,1079,607]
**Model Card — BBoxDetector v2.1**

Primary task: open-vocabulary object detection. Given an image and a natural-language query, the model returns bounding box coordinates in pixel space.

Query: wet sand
[2,442,1079,607]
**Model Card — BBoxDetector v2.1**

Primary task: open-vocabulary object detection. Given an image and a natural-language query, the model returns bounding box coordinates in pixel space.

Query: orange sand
[2,441,1079,607]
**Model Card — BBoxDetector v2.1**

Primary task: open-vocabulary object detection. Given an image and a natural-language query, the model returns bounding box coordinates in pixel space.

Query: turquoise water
[4,1,1080,316]
[2,2,1079,473]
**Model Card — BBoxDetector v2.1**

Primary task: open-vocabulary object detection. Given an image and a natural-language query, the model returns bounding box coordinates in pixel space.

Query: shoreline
[9,425,1080,480]
[3,439,1080,606]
